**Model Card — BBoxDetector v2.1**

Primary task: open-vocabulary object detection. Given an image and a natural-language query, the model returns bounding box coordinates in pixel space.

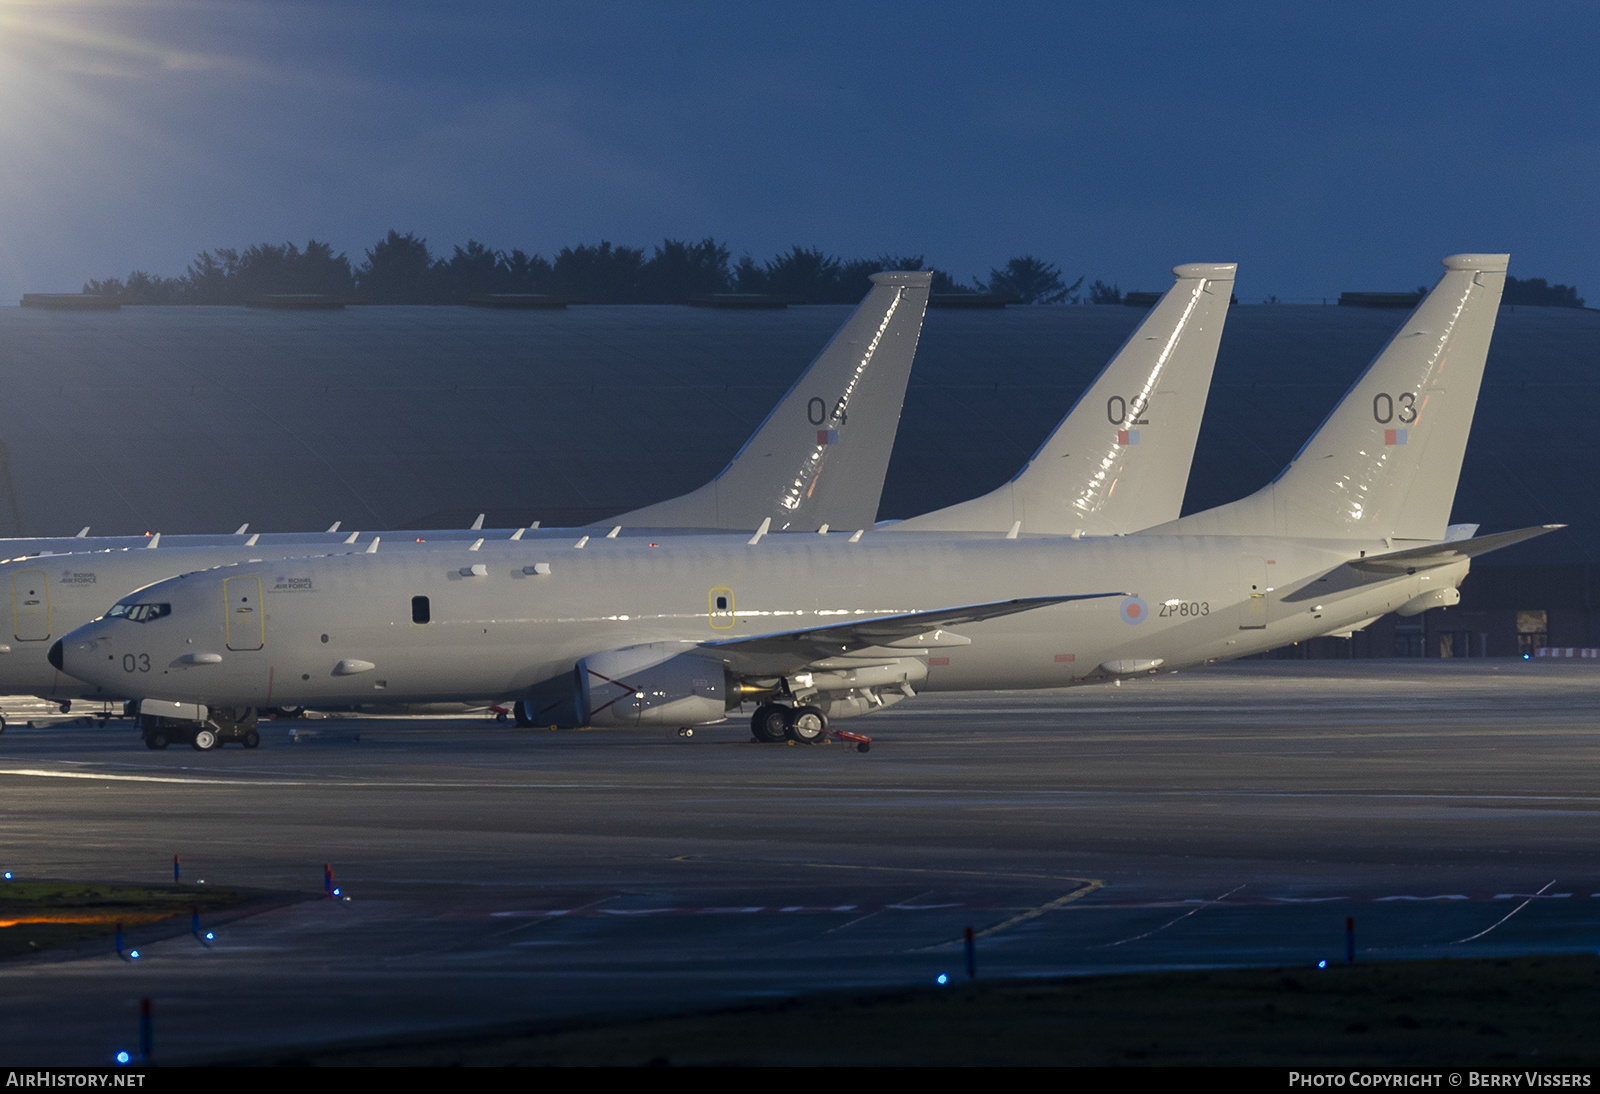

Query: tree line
[83,233,1084,306]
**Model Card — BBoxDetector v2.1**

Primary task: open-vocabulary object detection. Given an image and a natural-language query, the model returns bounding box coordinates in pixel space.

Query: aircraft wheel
[0,714,6,735]
[785,705,829,744]
[146,732,168,750]
[513,701,535,728]
[750,704,790,743]
[192,728,218,751]
[243,729,260,749]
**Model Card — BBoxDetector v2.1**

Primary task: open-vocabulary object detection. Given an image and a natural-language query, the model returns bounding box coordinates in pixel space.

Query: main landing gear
[749,703,871,751]
[139,707,259,751]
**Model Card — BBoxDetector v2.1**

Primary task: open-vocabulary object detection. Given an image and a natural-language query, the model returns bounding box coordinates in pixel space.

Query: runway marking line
[8,768,1600,809]
[487,902,993,920]
[672,855,1104,887]
[910,879,1106,952]
[1094,883,1246,949]
[1450,879,1558,944]
[0,767,293,786]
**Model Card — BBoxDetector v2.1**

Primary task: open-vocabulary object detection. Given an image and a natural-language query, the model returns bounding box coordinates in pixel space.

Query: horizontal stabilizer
[1348,525,1564,573]
[702,592,1122,672]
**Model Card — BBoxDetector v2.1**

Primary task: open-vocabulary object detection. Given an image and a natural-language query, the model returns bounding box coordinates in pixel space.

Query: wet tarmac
[1,659,1597,1064]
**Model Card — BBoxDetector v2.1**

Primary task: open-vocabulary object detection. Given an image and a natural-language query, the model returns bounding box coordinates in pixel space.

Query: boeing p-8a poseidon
[6,273,932,730]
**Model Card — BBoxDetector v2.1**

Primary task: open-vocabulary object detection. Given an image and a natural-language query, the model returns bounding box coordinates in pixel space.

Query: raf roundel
[1119,596,1148,625]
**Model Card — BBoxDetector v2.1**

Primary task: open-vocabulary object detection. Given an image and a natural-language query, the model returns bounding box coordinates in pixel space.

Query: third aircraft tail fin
[1157,254,1508,542]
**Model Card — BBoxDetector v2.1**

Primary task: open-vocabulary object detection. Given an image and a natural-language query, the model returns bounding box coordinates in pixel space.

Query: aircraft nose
[47,640,63,671]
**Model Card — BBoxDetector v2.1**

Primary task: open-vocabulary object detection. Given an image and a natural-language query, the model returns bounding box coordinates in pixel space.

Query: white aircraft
[57,256,1545,752]
[1,273,934,731]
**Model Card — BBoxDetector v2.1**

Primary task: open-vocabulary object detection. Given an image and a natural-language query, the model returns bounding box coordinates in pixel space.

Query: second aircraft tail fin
[1157,254,1508,542]
[892,262,1235,535]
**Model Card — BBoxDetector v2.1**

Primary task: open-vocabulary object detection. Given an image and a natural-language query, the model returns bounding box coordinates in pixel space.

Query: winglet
[471,513,485,530]
[145,533,160,549]
[327,521,341,534]
[365,536,380,554]
[234,524,249,536]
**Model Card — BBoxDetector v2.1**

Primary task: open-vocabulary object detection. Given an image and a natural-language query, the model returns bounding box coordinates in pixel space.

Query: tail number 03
[122,653,151,673]
[1373,392,1418,424]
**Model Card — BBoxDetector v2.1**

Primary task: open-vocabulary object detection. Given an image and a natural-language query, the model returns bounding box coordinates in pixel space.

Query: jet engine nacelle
[577,643,729,728]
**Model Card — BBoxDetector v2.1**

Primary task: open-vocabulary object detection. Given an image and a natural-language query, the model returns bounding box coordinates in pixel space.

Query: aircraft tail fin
[605,271,931,532]
[892,262,1235,535]
[1159,254,1508,542]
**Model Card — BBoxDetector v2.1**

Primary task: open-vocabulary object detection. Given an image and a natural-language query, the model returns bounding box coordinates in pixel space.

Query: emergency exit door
[1240,558,1267,630]
[224,576,264,651]
[11,570,50,641]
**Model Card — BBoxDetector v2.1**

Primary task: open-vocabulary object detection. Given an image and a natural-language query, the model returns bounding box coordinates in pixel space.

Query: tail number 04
[1107,397,1150,426]
[1373,392,1418,424]
[807,397,847,426]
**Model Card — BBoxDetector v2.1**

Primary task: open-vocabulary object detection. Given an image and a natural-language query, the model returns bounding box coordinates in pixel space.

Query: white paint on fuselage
[58,532,1458,713]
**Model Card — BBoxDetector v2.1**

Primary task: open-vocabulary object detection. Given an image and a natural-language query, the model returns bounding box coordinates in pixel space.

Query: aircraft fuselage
[56,531,1464,713]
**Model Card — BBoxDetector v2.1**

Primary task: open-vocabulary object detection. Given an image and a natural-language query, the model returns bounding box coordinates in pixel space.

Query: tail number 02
[1107,396,1150,426]
[1373,392,1417,424]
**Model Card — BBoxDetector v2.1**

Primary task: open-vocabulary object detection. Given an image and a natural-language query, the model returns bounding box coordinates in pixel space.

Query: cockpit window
[106,602,171,623]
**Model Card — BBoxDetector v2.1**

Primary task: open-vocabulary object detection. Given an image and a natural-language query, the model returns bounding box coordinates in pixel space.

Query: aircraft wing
[700,592,1123,674]
[1348,525,1564,573]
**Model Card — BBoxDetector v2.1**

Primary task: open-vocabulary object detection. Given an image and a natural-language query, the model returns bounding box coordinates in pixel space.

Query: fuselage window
[412,595,431,625]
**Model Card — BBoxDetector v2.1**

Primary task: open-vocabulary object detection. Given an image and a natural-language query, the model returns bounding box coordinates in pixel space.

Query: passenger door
[224,576,265,651]
[11,570,50,641]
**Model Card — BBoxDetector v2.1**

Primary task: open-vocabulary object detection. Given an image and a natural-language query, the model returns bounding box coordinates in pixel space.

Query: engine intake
[577,643,728,727]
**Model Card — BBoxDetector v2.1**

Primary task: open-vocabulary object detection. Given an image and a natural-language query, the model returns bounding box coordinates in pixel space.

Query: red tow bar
[831,729,872,753]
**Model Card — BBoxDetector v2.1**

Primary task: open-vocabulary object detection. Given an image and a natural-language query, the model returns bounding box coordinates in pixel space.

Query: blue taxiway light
[1318,959,1328,969]
[115,1051,130,1066]
[936,973,949,985]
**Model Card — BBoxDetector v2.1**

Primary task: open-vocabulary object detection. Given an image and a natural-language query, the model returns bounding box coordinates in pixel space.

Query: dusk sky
[1,1,1595,303]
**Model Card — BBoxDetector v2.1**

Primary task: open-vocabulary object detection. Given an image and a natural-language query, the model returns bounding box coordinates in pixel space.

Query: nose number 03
[122,653,151,673]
